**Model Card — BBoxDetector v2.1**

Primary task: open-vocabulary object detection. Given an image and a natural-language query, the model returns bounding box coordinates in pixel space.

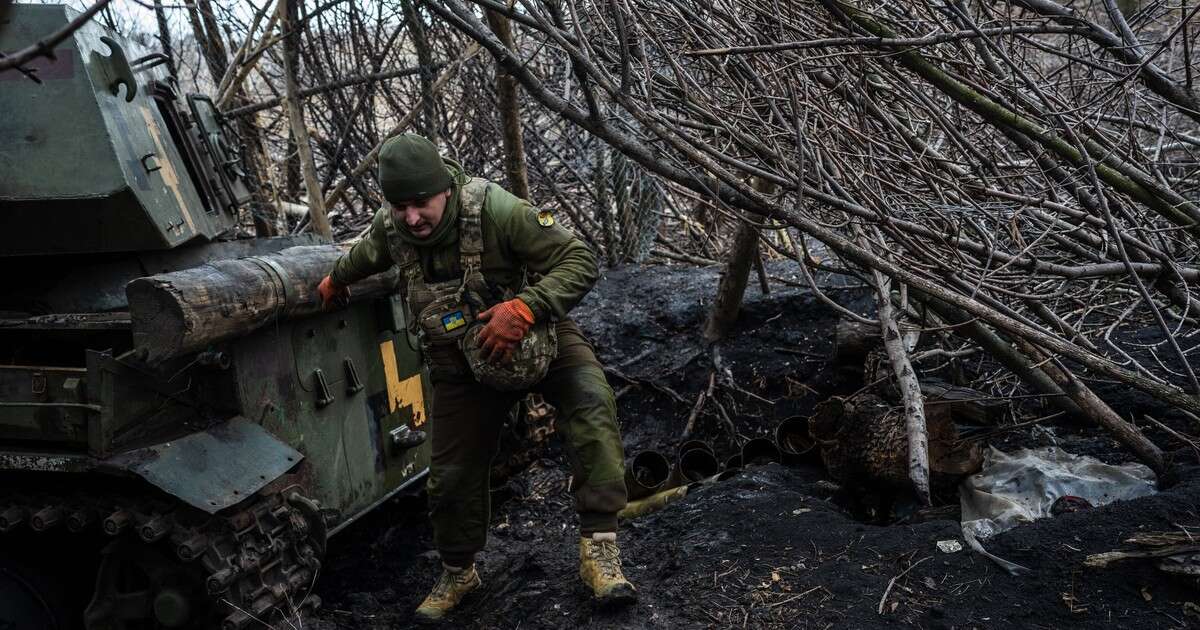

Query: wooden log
[1085,544,1200,569]
[831,318,883,368]
[127,245,398,364]
[809,393,982,494]
[920,379,1008,425]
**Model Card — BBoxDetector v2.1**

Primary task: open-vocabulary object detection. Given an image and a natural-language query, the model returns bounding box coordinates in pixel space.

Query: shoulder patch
[536,210,555,227]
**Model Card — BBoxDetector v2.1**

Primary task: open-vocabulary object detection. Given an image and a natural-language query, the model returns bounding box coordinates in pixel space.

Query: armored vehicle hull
[0,6,432,628]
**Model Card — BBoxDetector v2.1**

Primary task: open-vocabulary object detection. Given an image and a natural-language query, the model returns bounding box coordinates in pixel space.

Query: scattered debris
[936,539,963,554]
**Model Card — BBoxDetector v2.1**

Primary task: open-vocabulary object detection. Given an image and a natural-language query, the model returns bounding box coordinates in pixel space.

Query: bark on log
[809,393,981,493]
[831,318,883,367]
[873,271,932,506]
[127,246,398,364]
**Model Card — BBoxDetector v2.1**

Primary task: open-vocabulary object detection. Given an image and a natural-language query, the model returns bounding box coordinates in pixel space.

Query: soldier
[317,134,636,622]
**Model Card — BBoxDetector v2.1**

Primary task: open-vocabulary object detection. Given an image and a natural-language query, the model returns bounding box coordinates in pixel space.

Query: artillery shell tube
[741,438,780,466]
[624,450,671,501]
[775,416,817,465]
[677,447,720,483]
[677,439,715,457]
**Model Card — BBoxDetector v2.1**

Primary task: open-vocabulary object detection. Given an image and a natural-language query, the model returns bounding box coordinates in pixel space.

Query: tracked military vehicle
[0,5,432,628]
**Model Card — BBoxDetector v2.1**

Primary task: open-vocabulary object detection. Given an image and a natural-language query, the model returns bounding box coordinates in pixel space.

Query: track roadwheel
[83,539,210,630]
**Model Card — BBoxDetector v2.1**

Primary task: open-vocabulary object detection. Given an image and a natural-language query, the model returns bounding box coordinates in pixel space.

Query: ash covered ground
[311,263,1200,629]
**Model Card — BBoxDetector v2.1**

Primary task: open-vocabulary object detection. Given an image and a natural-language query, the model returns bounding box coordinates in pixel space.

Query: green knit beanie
[378,133,453,203]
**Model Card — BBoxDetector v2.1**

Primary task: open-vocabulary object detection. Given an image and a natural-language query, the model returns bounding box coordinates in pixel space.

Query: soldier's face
[391,189,452,239]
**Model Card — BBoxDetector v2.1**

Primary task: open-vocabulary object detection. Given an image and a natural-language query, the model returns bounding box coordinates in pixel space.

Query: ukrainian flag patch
[442,311,466,332]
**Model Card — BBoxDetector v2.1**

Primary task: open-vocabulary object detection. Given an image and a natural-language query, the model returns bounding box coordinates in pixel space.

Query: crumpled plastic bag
[958,446,1157,574]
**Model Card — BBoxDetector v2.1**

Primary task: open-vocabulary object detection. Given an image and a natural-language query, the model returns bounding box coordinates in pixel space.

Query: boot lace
[431,568,466,599]
[590,540,623,579]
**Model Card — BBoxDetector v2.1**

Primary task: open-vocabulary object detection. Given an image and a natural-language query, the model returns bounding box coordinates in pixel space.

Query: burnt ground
[310,262,1200,629]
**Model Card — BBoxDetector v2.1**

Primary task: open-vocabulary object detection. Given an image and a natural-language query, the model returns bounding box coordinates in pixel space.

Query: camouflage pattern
[384,177,560,387]
[461,319,558,391]
[329,160,599,324]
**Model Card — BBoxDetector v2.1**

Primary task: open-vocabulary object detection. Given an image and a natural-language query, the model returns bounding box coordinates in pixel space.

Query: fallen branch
[0,0,113,74]
[682,371,716,439]
[873,270,931,506]
[878,555,930,614]
[1084,545,1200,569]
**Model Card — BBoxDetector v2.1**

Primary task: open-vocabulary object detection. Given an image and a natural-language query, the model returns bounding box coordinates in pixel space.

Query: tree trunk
[184,0,228,84]
[127,246,398,364]
[279,0,332,239]
[702,178,770,343]
[403,0,441,144]
[152,0,176,76]
[485,10,531,200]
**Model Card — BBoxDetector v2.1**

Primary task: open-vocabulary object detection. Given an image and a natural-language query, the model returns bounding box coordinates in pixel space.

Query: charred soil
[311,263,1200,629]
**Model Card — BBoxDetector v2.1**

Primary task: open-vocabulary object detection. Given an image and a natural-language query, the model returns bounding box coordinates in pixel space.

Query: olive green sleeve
[491,190,599,321]
[330,208,395,286]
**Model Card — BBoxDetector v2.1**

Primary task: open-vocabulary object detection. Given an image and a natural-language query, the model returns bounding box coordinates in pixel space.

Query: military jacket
[330,170,598,322]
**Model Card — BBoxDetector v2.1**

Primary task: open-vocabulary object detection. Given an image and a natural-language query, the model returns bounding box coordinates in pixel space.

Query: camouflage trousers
[425,320,627,568]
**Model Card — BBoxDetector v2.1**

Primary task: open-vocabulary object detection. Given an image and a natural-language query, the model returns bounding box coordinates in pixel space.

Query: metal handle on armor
[312,369,335,408]
[389,425,427,450]
[89,36,138,102]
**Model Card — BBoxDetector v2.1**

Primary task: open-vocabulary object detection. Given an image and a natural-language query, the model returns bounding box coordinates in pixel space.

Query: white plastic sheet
[958,446,1157,574]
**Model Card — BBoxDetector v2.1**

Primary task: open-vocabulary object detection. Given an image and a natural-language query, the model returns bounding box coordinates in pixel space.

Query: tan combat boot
[579,532,638,605]
[414,563,481,622]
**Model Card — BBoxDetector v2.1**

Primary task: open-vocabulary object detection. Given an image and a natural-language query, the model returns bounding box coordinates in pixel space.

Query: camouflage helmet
[460,320,558,391]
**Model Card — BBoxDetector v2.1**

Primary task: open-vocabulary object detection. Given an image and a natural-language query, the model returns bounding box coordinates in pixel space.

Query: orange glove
[476,298,535,363]
[317,275,350,309]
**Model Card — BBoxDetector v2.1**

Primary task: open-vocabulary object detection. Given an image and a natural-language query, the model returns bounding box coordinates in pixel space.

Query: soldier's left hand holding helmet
[475,297,535,363]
